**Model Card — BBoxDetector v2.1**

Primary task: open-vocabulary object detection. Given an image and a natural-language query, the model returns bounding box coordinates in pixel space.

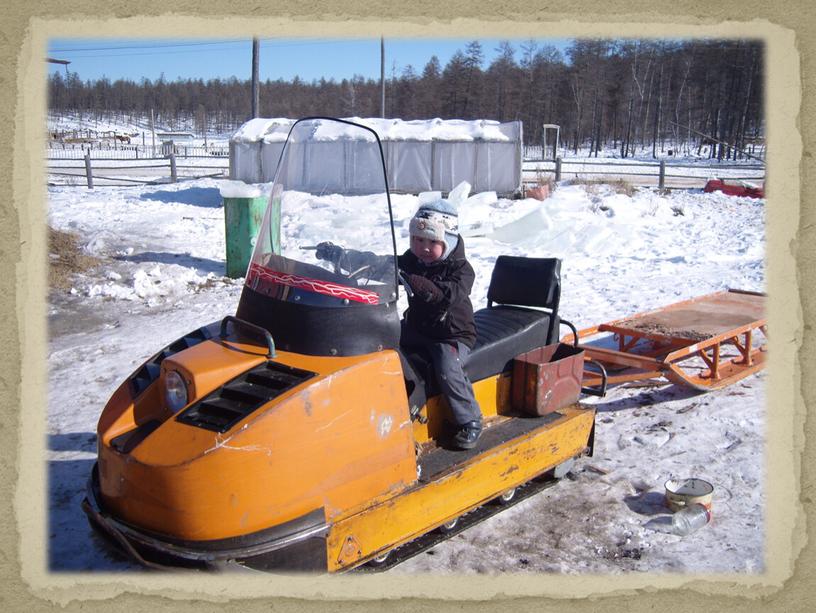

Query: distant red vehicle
[704,179,765,199]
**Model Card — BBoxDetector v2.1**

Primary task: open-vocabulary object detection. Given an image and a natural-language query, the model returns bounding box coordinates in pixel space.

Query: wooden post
[659,160,666,189]
[170,153,177,183]
[84,151,93,189]
[151,108,156,157]
[555,157,562,182]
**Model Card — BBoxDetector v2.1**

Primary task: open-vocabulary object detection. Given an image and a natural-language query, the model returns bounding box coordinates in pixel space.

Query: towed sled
[82,118,597,572]
[564,289,767,392]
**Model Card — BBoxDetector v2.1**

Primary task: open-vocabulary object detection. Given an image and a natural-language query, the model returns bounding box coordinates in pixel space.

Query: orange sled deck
[565,289,767,392]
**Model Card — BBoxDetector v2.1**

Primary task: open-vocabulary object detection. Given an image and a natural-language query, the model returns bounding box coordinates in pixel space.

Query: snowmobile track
[351,474,561,573]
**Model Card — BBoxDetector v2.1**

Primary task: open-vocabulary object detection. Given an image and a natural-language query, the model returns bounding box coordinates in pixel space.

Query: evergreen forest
[48,38,764,159]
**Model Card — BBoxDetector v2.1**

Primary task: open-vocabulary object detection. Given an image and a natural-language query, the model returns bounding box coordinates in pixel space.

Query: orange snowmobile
[81,117,598,572]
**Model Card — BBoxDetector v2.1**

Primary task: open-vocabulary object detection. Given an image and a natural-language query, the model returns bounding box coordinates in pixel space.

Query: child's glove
[407,274,443,302]
[315,242,344,264]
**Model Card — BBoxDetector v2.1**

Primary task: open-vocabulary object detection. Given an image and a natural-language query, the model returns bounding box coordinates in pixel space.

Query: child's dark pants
[401,321,482,427]
[427,341,482,427]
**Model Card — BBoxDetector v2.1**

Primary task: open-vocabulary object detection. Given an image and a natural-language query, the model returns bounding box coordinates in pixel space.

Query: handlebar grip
[398,271,414,298]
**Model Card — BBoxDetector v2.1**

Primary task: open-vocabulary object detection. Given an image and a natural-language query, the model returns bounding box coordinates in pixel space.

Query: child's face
[411,235,445,264]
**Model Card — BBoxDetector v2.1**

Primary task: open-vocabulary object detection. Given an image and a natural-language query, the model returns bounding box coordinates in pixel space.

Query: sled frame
[563,289,767,392]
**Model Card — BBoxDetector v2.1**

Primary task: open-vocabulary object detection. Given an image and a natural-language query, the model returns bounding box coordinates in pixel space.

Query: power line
[49,38,372,54]
[50,40,247,53]
[52,47,249,59]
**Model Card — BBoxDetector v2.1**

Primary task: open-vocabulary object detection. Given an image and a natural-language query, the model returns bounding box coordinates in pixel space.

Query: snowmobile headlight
[164,370,189,413]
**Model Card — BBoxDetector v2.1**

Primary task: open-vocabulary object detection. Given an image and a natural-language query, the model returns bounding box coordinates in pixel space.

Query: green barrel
[223,196,276,278]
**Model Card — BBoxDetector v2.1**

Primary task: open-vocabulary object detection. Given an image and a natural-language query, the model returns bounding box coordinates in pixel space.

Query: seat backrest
[487,256,561,312]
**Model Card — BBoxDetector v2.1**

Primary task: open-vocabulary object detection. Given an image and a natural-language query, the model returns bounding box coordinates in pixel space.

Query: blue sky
[46,37,573,83]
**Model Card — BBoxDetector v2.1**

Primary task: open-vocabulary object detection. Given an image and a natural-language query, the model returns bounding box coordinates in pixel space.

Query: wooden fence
[47,153,228,187]
[522,144,767,162]
[46,141,229,160]
[522,157,766,190]
[47,151,766,191]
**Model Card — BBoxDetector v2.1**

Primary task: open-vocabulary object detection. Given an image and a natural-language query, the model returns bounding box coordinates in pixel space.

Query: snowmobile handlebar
[397,270,414,298]
[302,245,414,297]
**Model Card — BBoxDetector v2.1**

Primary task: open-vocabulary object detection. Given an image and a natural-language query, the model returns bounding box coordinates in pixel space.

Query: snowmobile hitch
[219,315,276,358]
[560,318,608,397]
[581,359,608,397]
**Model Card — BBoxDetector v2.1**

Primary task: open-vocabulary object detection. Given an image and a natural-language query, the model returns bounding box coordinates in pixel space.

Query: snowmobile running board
[562,289,767,392]
[353,472,562,573]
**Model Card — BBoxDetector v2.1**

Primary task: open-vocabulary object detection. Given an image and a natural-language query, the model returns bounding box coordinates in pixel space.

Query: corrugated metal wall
[229,119,523,196]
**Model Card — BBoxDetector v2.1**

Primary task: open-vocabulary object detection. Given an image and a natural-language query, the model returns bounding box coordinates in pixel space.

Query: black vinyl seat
[402,256,563,413]
[465,256,562,383]
[465,306,558,383]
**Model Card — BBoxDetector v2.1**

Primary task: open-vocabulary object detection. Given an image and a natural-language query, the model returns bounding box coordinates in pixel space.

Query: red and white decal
[247,263,380,305]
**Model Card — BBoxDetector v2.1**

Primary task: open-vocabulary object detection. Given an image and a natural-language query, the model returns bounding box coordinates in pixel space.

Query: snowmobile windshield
[246,117,398,308]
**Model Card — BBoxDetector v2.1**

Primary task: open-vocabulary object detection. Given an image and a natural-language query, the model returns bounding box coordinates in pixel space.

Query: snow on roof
[231,117,517,144]
[231,118,294,143]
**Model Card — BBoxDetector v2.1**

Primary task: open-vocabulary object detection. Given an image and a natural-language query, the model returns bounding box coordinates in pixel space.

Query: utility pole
[380,37,385,118]
[46,57,71,76]
[251,38,260,118]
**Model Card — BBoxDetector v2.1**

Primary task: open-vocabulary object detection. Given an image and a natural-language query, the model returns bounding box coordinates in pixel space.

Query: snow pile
[218,180,269,198]
[47,180,765,315]
[84,264,219,306]
[453,185,682,258]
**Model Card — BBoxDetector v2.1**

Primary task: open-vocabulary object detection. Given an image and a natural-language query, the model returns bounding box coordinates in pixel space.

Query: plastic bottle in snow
[671,503,711,536]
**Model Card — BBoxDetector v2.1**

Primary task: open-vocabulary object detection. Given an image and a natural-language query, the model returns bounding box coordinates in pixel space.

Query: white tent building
[229,117,523,196]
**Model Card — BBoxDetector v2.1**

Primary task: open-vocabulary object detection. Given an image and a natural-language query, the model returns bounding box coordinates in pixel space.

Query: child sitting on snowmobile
[314,199,483,450]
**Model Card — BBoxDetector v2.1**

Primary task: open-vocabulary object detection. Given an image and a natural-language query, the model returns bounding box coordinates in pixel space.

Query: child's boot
[453,420,482,450]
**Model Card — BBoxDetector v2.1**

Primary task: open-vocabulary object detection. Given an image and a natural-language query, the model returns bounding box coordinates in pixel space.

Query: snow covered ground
[46,176,765,575]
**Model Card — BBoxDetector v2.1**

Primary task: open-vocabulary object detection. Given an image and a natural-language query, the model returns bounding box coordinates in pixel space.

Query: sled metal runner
[565,289,767,391]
